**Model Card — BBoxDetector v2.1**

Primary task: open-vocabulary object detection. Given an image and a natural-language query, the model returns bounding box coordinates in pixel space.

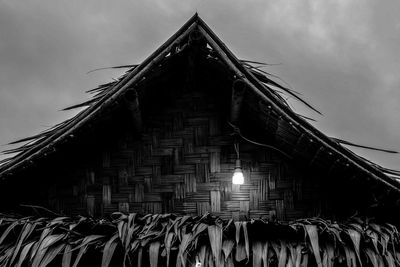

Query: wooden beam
[188,28,205,45]
[230,79,247,125]
[124,90,142,134]
[86,195,95,216]
[291,133,305,156]
[309,146,324,167]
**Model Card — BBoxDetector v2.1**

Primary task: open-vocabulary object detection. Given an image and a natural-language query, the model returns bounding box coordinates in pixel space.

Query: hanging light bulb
[232,159,244,185]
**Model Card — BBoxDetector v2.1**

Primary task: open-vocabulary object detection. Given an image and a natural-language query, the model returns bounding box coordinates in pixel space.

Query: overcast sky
[0,0,399,170]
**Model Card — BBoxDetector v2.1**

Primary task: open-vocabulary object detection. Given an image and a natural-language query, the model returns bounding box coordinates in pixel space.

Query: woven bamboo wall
[47,90,323,220]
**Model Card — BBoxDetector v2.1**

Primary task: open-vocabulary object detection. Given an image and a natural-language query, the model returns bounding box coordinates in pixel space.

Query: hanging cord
[228,122,293,160]
[234,142,240,160]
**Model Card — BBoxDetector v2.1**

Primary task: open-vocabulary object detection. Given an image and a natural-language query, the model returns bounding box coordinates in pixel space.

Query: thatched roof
[0,14,399,194]
[0,212,398,266]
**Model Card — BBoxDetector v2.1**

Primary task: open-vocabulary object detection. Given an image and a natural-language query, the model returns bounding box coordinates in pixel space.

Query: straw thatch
[0,212,399,267]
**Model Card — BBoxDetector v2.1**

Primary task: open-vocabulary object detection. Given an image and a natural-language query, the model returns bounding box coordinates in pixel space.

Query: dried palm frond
[86,64,138,74]
[242,60,322,115]
[0,213,399,267]
[331,137,398,154]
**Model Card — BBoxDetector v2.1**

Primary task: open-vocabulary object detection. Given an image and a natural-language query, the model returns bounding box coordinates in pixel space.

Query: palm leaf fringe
[331,138,398,154]
[0,213,399,267]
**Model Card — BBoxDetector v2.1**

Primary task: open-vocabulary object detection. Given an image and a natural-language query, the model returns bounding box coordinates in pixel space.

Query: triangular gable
[1,14,399,196]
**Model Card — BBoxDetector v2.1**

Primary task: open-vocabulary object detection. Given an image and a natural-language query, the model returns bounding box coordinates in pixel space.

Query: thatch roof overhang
[0,213,399,267]
[0,14,399,199]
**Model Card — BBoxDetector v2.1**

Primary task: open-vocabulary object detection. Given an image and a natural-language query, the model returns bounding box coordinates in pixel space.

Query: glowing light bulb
[232,170,244,185]
[232,159,244,185]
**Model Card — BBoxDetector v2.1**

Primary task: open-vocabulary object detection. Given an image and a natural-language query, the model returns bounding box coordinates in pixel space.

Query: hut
[0,14,399,267]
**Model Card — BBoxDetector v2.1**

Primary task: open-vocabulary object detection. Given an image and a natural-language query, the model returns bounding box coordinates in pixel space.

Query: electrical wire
[228,121,293,160]
[234,142,240,159]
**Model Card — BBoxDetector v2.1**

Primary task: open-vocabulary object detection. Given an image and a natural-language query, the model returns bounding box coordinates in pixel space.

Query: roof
[1,14,399,194]
[0,213,397,266]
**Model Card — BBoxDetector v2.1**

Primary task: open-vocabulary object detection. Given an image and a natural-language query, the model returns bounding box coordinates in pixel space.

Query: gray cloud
[0,0,399,169]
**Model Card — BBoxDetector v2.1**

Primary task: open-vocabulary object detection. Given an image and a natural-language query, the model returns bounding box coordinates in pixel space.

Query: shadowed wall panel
[47,90,322,220]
